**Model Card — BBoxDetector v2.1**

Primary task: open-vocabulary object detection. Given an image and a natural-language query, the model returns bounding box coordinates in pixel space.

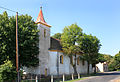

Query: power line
[0,6,16,13]
[0,6,57,35]
[0,6,23,15]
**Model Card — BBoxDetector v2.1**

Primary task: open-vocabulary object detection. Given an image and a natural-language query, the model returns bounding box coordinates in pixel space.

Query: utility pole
[16,12,20,82]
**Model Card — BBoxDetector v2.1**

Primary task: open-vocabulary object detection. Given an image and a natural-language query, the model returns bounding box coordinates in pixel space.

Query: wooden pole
[16,12,20,82]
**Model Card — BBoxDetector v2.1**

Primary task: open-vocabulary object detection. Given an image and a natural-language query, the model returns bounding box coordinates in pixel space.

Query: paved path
[75,71,120,82]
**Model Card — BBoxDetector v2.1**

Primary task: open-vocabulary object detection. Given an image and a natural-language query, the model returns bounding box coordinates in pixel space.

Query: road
[76,71,120,82]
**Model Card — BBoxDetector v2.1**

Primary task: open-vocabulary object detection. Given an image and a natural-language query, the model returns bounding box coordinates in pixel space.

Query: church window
[44,29,46,37]
[60,55,63,64]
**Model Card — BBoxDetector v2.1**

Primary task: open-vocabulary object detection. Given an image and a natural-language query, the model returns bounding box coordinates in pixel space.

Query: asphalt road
[76,71,120,82]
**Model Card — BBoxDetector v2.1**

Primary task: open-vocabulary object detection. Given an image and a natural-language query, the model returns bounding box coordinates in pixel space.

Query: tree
[0,11,39,67]
[108,52,120,71]
[103,54,113,64]
[97,53,106,63]
[78,34,101,74]
[108,58,117,71]
[114,51,120,70]
[0,60,17,82]
[61,24,83,74]
[52,33,61,40]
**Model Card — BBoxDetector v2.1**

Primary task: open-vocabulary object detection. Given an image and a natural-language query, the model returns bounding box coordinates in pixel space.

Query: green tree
[97,53,106,63]
[52,33,61,40]
[103,54,113,64]
[61,24,83,74]
[78,34,101,74]
[0,60,17,82]
[114,51,120,70]
[0,11,39,67]
[108,58,117,71]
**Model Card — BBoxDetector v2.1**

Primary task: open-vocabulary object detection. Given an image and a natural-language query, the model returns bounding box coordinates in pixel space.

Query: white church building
[23,7,93,76]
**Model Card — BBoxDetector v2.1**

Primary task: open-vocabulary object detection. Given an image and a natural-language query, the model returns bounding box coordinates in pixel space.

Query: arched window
[60,55,63,64]
[44,29,46,37]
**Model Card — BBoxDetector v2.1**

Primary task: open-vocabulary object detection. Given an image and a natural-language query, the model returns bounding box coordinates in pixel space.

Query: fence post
[63,74,65,82]
[31,75,32,82]
[72,74,74,80]
[78,73,80,79]
[51,75,53,82]
[36,75,38,82]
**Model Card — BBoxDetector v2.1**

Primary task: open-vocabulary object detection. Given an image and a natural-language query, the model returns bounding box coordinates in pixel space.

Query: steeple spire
[36,7,51,27]
[36,6,46,23]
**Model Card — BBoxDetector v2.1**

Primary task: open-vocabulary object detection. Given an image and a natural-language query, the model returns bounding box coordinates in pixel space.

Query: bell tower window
[44,29,46,37]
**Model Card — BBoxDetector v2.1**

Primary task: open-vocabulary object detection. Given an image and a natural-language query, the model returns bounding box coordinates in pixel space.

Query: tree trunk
[73,64,77,74]
[73,54,77,74]
[69,54,77,74]
[94,66,96,74]
[92,64,96,74]
[87,61,90,75]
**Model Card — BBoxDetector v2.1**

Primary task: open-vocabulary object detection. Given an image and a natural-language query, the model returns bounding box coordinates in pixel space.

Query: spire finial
[40,6,42,9]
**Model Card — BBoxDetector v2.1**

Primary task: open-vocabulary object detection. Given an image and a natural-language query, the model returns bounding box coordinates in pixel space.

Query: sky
[0,0,120,56]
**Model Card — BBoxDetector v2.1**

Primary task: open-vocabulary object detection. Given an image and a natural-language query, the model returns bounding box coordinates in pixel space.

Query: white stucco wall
[48,51,57,75]
[96,62,108,72]
[96,62,104,72]
[49,51,93,75]
[59,52,70,75]
[24,50,93,75]
[48,51,70,75]
[38,24,50,75]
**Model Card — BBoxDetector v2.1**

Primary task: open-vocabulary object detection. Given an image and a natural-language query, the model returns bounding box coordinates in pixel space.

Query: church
[23,7,93,76]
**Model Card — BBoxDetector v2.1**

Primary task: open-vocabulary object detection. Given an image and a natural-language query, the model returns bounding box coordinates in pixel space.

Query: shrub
[0,60,17,82]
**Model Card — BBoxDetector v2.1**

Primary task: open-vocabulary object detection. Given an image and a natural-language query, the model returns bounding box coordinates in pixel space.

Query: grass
[21,80,36,82]
[64,73,97,82]
[64,77,88,82]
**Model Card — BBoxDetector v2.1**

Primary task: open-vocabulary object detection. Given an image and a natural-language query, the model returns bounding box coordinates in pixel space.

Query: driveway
[75,71,120,82]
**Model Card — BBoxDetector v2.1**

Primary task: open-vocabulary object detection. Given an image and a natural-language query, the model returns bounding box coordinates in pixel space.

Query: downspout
[57,51,59,77]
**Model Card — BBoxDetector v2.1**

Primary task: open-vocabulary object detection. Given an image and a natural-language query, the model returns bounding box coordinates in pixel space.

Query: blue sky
[0,0,120,56]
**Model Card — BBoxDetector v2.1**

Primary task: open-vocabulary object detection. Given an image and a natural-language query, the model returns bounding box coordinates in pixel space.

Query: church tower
[36,7,51,75]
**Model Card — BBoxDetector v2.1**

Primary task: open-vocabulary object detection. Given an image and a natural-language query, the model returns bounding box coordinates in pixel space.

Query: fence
[21,73,81,82]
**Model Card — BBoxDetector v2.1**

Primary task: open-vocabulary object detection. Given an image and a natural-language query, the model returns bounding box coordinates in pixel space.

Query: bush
[0,60,17,82]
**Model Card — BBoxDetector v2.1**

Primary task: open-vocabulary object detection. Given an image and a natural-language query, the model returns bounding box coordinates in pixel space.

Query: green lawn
[64,73,98,82]
[64,77,88,82]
